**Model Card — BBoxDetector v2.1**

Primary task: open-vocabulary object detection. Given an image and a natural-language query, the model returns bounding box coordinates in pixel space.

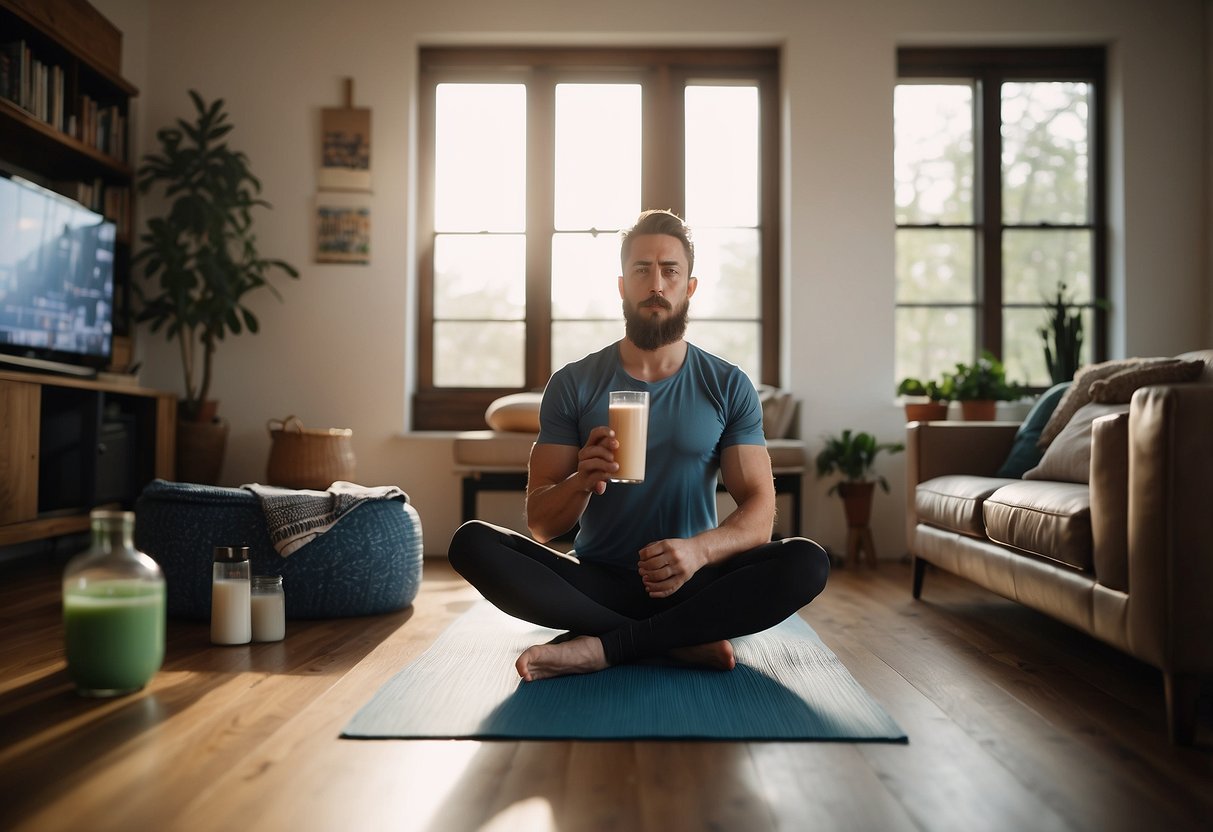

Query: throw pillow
[1088,359,1205,403]
[1037,357,1156,450]
[1023,402,1130,484]
[758,386,796,439]
[995,381,1071,478]
[484,392,543,433]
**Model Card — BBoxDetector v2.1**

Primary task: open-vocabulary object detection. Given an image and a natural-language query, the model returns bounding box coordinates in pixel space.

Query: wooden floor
[1,554,1210,832]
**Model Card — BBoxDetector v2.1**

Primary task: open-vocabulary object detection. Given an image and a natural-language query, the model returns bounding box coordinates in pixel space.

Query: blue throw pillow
[996,382,1072,478]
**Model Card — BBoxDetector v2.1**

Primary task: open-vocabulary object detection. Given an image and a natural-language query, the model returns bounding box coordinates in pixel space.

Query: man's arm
[638,443,776,597]
[525,427,618,543]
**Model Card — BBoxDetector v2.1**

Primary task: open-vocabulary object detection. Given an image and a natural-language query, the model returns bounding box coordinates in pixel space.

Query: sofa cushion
[1037,358,1145,450]
[1088,359,1205,403]
[916,475,1019,537]
[453,430,536,468]
[758,386,797,439]
[1023,402,1129,484]
[996,381,1070,478]
[983,481,1092,572]
[485,392,543,432]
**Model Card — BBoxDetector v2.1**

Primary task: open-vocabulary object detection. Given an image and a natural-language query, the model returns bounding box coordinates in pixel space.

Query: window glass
[555,84,641,231]
[435,84,526,232]
[894,83,974,225]
[433,234,526,319]
[685,85,759,227]
[1001,82,1091,225]
[895,228,975,304]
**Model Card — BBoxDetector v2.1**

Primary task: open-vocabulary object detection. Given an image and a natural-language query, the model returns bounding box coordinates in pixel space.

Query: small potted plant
[1039,282,1084,386]
[949,351,1025,421]
[896,374,954,422]
[133,90,299,483]
[815,428,905,532]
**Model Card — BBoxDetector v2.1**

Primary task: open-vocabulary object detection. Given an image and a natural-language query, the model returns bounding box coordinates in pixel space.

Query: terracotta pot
[903,401,949,423]
[176,418,229,485]
[837,481,876,529]
[960,400,997,421]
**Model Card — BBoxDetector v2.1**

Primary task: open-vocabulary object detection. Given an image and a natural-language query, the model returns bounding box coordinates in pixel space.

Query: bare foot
[516,635,608,681]
[666,640,736,671]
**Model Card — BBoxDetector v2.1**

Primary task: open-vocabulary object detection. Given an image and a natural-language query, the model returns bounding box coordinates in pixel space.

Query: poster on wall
[319,106,372,191]
[315,193,371,265]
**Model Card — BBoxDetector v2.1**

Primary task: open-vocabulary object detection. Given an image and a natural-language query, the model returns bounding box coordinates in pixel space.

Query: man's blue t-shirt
[537,341,766,566]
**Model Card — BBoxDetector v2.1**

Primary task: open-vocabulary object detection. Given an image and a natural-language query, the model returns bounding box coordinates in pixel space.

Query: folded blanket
[242,481,409,556]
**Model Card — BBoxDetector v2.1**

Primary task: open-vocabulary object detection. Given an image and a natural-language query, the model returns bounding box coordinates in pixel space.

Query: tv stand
[0,352,99,379]
[0,369,176,547]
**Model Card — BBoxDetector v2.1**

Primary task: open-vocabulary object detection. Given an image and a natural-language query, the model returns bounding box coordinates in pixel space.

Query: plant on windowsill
[133,90,299,483]
[896,374,955,422]
[948,351,1025,421]
[1039,281,1084,385]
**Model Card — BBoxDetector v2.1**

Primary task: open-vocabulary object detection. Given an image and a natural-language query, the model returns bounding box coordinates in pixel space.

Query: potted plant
[815,428,904,524]
[1038,282,1084,385]
[896,374,954,422]
[949,351,1024,421]
[133,91,299,483]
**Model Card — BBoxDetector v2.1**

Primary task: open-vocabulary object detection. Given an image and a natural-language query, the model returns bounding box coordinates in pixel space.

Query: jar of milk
[251,575,286,642]
[63,510,166,697]
[211,546,251,645]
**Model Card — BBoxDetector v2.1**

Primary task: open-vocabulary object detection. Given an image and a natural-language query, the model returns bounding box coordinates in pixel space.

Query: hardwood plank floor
[0,554,1209,832]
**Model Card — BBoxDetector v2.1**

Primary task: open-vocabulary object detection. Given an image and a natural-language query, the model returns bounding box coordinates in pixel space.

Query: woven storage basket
[266,416,356,490]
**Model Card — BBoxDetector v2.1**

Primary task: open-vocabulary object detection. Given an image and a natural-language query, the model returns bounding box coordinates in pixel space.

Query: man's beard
[623,295,690,351]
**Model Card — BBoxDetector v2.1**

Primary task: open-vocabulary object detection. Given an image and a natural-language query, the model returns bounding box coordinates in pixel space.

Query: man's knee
[447,519,496,575]
[782,537,831,600]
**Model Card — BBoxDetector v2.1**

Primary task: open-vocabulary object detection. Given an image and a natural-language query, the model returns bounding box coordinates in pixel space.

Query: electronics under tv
[0,173,117,378]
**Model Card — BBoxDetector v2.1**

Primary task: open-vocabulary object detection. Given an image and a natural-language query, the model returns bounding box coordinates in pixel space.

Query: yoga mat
[342,602,906,742]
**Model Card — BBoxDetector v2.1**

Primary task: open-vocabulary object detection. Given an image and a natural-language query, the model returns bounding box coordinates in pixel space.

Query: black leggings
[447,520,830,666]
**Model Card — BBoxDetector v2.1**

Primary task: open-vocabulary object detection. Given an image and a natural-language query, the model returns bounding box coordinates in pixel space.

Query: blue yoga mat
[342,602,906,742]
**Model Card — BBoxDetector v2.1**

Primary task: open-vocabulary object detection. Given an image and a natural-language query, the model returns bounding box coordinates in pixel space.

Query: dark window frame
[896,46,1108,382]
[415,47,781,430]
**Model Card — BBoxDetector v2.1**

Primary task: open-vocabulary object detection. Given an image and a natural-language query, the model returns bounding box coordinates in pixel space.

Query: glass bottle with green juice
[63,510,166,697]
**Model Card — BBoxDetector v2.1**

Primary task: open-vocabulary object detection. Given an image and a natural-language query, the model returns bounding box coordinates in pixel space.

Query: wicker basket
[266,416,356,490]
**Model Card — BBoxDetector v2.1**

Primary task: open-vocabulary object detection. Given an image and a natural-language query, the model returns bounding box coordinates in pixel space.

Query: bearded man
[448,209,829,680]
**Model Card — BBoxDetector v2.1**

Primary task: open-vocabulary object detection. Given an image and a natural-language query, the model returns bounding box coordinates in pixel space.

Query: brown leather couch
[905,350,1213,744]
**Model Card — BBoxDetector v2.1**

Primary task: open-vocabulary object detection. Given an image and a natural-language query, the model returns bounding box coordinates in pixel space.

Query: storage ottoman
[134,479,423,619]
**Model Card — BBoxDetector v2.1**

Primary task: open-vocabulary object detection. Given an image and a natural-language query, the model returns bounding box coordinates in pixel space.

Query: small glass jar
[62,510,166,697]
[211,546,251,645]
[251,575,286,642]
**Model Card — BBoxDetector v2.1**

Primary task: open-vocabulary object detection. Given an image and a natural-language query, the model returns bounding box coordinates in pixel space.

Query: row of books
[0,39,127,163]
[56,179,132,238]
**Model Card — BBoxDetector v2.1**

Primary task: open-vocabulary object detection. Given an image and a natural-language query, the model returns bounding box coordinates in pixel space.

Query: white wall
[94,0,1210,557]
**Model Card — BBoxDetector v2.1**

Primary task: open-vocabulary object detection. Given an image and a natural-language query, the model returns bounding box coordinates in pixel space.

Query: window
[894,48,1106,389]
[416,48,780,430]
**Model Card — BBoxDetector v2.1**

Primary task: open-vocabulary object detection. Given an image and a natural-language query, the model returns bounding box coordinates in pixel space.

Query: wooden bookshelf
[0,0,136,248]
[0,2,161,549]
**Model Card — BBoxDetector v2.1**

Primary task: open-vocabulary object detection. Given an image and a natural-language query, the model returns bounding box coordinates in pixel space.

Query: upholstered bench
[454,389,808,536]
[134,479,424,619]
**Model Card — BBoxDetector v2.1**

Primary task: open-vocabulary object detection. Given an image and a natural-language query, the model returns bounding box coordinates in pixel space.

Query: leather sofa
[905,350,1213,744]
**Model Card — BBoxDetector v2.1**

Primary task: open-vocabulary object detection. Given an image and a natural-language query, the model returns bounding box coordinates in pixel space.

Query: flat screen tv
[0,173,116,376]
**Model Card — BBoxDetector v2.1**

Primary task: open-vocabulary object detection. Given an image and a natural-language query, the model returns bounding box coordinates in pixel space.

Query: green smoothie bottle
[63,510,166,697]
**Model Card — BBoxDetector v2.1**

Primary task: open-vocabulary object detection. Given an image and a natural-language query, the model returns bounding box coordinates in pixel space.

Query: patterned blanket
[242,481,409,556]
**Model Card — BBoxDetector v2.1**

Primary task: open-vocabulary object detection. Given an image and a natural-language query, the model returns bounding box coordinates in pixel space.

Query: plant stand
[837,481,878,568]
[846,526,878,568]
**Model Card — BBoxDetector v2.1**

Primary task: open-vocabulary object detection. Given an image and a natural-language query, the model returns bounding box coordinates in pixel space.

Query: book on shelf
[0,39,126,163]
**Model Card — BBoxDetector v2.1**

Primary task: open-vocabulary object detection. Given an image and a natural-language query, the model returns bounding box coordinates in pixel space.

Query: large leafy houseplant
[815,429,905,496]
[133,90,298,422]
